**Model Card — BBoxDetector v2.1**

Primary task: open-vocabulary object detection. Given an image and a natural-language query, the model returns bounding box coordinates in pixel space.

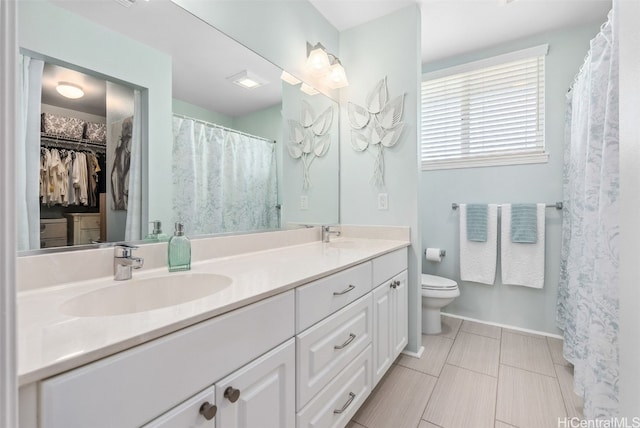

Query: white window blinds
[421,45,548,170]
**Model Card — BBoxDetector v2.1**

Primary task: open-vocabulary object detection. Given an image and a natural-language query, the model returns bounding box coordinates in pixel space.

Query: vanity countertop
[17,237,409,385]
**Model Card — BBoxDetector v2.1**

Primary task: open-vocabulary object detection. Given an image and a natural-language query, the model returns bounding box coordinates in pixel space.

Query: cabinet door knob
[224,386,241,403]
[199,401,217,420]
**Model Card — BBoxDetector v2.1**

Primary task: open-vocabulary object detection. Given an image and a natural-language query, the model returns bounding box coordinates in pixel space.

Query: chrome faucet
[114,244,144,281]
[322,225,341,243]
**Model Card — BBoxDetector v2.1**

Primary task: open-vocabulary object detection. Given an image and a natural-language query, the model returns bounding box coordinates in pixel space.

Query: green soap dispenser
[144,220,169,242]
[168,222,191,272]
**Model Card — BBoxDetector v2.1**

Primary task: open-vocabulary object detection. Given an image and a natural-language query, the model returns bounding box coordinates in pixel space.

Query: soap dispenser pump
[168,222,191,272]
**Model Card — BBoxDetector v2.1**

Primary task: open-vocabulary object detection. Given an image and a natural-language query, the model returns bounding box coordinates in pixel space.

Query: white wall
[420,22,604,335]
[339,6,422,353]
[18,0,173,233]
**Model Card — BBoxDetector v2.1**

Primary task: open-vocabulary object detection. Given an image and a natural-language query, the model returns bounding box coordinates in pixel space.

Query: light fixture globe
[327,61,349,89]
[56,82,84,99]
[306,44,330,77]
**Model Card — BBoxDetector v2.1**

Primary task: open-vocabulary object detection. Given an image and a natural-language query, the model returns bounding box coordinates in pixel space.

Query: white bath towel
[460,203,498,285]
[501,203,545,288]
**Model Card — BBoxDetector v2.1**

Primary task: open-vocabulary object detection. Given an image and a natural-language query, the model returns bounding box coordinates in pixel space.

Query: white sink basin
[60,273,233,317]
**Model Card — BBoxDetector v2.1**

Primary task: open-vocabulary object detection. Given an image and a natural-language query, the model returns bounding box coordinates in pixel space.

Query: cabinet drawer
[142,386,216,428]
[79,215,101,230]
[40,291,294,428]
[296,262,371,333]
[41,238,67,248]
[77,228,100,245]
[40,220,66,239]
[372,248,407,286]
[297,345,372,428]
[296,294,372,409]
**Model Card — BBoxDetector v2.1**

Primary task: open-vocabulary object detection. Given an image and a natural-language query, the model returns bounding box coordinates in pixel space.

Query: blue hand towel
[466,204,488,242]
[511,203,538,243]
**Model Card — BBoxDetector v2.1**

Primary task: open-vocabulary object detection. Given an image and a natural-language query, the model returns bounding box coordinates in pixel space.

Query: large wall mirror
[17,0,339,254]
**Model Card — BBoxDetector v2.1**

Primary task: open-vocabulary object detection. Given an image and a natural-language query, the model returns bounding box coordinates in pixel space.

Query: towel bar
[451,202,563,210]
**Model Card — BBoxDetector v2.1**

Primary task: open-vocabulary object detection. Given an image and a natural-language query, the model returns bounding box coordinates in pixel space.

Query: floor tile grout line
[499,361,558,379]
[552,360,574,419]
[444,361,498,379]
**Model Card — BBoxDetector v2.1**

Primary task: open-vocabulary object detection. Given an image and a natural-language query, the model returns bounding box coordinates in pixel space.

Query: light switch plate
[300,195,309,210]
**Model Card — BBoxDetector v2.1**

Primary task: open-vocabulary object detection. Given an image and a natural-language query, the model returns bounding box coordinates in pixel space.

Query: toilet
[421,274,460,335]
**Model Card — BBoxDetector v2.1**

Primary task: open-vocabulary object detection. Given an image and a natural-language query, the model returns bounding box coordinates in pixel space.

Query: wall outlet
[300,195,309,210]
[377,193,388,210]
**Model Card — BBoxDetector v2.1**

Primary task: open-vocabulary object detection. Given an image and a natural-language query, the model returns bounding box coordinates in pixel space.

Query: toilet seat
[421,274,458,290]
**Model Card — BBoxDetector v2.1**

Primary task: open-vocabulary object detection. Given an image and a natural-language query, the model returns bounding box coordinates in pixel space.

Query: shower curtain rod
[173,113,276,144]
[451,202,563,210]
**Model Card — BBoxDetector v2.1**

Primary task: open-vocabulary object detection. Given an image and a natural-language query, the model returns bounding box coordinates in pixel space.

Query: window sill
[421,151,549,171]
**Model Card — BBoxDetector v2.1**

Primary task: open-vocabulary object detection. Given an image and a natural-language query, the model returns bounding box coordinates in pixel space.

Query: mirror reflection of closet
[36,60,137,249]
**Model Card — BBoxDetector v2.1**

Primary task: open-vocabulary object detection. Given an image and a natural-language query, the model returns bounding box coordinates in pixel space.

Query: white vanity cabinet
[371,249,409,387]
[27,244,409,428]
[215,339,295,428]
[39,291,294,428]
[144,339,295,428]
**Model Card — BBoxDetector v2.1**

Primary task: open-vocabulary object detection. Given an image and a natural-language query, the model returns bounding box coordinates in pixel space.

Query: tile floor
[348,316,583,428]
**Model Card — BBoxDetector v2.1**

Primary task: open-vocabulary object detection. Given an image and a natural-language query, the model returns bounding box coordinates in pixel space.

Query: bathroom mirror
[17,0,339,254]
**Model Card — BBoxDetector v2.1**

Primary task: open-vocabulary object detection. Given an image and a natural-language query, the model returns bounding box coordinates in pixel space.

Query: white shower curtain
[17,55,43,251]
[172,116,278,236]
[124,89,142,241]
[557,10,619,419]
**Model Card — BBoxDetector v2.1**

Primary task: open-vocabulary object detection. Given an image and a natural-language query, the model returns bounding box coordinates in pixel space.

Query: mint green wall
[18,0,173,237]
[232,104,282,143]
[339,6,422,352]
[172,99,233,128]
[420,23,603,335]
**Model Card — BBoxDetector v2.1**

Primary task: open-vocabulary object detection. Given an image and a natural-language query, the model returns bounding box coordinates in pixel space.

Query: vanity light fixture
[280,70,302,86]
[300,83,320,96]
[227,70,266,89]
[306,42,349,89]
[327,60,349,89]
[56,82,84,99]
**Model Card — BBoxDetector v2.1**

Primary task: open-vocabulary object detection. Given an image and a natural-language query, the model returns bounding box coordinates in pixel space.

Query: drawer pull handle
[333,285,356,296]
[199,401,217,420]
[224,386,241,403]
[334,333,356,350]
[333,392,356,414]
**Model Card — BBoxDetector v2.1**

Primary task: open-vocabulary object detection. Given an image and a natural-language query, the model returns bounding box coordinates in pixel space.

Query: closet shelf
[41,132,107,153]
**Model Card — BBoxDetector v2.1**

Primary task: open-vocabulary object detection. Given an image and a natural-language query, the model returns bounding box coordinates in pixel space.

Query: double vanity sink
[17,231,410,428]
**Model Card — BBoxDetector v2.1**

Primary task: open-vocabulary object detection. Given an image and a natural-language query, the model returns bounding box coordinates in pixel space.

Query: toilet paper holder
[425,249,446,258]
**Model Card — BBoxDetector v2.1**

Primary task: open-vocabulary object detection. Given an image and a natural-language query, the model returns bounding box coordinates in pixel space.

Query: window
[421,45,548,170]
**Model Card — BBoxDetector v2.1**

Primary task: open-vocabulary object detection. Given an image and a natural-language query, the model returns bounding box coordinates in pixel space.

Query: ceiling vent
[113,0,136,8]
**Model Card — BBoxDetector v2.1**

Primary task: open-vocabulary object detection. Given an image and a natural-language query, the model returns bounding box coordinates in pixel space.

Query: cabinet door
[392,270,408,358]
[142,386,216,428]
[215,339,295,428]
[372,283,393,387]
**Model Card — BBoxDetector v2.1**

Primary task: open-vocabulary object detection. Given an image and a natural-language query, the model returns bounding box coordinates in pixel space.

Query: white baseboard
[401,345,425,359]
[441,313,563,340]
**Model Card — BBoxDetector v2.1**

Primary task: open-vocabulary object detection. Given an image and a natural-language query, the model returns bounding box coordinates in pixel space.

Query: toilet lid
[421,274,458,290]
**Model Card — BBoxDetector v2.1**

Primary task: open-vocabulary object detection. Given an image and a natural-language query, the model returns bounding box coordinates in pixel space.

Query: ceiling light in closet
[56,82,84,99]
